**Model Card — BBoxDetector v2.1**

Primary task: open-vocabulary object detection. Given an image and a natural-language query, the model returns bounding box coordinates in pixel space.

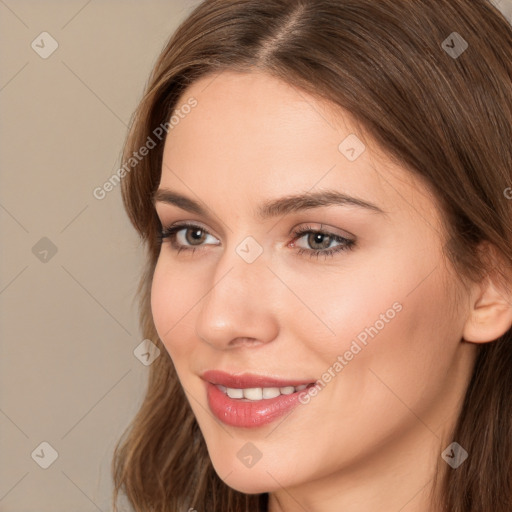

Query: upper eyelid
[164,221,219,239]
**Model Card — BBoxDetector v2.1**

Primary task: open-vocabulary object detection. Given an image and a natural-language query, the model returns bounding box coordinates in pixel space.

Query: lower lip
[205,382,308,428]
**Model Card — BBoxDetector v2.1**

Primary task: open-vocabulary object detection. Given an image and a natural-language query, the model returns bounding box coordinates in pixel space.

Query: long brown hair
[112,1,512,510]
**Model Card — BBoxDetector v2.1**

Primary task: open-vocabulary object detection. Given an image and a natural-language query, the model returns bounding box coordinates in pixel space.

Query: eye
[157,222,356,259]
[290,225,356,259]
[157,222,219,255]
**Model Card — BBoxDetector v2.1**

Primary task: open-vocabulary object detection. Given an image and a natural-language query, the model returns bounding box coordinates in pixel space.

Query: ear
[462,244,512,344]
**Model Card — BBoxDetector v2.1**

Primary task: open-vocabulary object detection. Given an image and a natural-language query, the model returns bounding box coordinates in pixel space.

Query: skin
[151,70,512,512]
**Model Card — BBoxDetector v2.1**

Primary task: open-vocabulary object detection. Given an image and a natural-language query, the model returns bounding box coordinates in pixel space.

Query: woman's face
[151,70,477,497]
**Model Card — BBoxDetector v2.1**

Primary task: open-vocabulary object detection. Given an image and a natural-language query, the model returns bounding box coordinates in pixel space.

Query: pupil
[309,232,330,249]
[188,228,204,244]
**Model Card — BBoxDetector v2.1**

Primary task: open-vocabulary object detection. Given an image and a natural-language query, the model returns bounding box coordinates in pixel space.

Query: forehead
[160,70,441,228]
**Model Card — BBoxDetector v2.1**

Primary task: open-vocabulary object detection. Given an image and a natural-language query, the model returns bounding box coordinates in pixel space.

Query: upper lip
[201,370,315,389]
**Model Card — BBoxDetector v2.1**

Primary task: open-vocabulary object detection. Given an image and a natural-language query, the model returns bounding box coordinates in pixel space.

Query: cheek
[297,242,457,385]
[150,257,202,359]
[283,261,408,360]
[328,261,460,423]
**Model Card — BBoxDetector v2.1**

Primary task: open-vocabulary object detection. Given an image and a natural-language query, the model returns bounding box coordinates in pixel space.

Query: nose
[194,240,280,350]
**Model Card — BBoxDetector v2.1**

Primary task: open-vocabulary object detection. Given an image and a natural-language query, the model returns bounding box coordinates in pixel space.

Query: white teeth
[243,387,263,400]
[262,387,281,399]
[220,384,309,401]
[226,387,244,399]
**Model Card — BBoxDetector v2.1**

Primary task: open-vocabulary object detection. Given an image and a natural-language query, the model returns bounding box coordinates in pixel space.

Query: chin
[218,473,278,494]
[209,456,288,494]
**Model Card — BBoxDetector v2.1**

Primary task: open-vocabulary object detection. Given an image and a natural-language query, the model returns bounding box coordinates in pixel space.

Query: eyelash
[157,222,356,259]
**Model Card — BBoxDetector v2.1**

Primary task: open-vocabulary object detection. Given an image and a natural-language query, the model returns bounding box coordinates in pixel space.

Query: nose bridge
[194,234,279,348]
[214,233,269,297]
[209,234,269,313]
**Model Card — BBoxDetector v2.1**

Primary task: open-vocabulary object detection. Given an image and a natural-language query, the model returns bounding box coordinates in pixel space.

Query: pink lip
[201,370,314,388]
[201,370,316,428]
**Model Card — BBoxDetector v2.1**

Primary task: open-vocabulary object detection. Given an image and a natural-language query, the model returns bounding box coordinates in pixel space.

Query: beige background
[0,1,196,511]
[1,1,511,511]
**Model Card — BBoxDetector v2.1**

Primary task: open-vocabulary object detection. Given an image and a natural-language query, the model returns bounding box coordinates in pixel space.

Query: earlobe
[462,273,512,344]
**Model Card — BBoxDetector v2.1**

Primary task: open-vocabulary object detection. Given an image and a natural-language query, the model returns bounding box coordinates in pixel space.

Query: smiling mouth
[201,370,318,427]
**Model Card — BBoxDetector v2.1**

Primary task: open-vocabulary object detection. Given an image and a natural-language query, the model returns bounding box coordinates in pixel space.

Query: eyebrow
[152,188,385,220]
